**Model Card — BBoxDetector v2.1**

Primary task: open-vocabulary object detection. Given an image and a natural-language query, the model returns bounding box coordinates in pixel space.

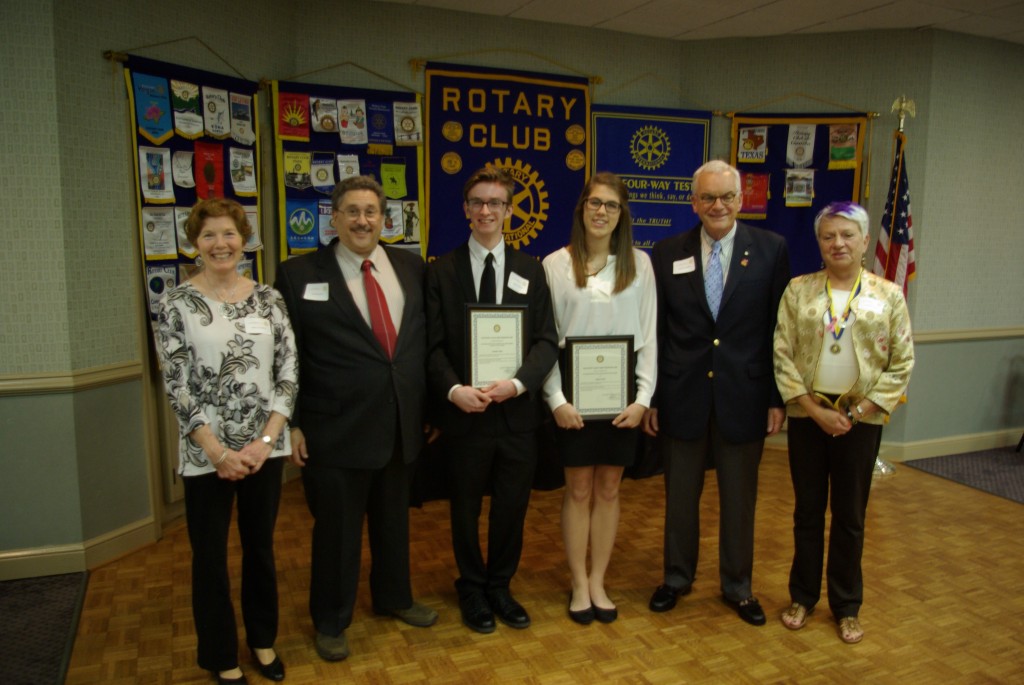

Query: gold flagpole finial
[891,95,916,132]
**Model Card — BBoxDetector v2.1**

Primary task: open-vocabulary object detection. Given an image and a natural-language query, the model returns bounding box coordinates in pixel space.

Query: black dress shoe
[487,590,531,629]
[459,592,496,634]
[649,584,690,612]
[250,648,285,681]
[723,595,767,626]
[592,604,618,624]
[567,593,594,625]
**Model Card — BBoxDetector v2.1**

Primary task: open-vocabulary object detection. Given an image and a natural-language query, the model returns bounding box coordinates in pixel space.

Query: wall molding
[913,326,1024,343]
[0,516,159,581]
[767,427,1021,462]
[0,360,143,397]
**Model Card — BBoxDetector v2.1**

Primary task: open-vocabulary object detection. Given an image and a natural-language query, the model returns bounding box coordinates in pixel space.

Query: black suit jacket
[651,222,789,444]
[275,241,427,469]
[426,243,558,437]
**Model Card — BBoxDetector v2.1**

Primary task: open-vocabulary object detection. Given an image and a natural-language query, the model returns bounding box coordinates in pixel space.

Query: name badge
[303,283,329,301]
[244,316,271,335]
[673,257,696,274]
[507,271,529,295]
[858,297,884,314]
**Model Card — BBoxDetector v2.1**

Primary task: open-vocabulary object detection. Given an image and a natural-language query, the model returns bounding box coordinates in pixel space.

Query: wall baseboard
[767,427,1021,461]
[0,516,159,581]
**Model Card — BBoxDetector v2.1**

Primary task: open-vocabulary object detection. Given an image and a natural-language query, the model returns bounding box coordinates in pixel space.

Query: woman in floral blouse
[773,201,913,645]
[155,198,298,684]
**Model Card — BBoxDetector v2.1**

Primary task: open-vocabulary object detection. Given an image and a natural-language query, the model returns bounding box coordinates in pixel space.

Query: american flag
[872,131,916,296]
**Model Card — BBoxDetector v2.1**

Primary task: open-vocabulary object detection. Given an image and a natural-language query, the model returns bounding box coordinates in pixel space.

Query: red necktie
[361,259,397,359]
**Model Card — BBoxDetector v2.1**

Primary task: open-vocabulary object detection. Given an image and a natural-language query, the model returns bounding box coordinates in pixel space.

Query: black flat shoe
[250,648,285,682]
[567,593,594,625]
[592,604,618,624]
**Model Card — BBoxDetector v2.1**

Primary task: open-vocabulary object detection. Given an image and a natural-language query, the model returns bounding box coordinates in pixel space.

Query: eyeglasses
[697,192,739,206]
[585,197,622,213]
[466,199,507,212]
[339,207,381,220]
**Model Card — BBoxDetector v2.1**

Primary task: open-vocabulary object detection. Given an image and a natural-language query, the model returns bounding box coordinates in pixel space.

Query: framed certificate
[466,305,526,388]
[565,336,634,420]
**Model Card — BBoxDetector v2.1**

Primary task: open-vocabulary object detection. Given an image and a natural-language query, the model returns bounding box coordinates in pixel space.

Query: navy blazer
[426,243,558,437]
[651,222,790,444]
[275,240,427,469]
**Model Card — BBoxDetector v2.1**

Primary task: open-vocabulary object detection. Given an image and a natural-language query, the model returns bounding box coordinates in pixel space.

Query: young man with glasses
[643,160,790,627]
[425,165,558,634]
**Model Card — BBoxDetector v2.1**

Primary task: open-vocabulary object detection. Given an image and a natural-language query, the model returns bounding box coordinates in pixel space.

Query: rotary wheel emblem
[630,125,670,170]
[491,157,549,249]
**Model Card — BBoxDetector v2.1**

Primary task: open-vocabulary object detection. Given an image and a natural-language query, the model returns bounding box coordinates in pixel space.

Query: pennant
[172,151,195,188]
[311,151,336,194]
[194,140,224,199]
[381,200,404,243]
[786,124,815,168]
[230,93,256,145]
[139,146,174,203]
[338,99,369,145]
[402,201,420,243]
[237,257,255,281]
[146,265,178,315]
[285,198,318,250]
[737,126,767,164]
[141,207,177,259]
[318,199,336,245]
[242,206,263,251]
[283,151,312,190]
[311,97,339,133]
[174,206,197,258]
[337,154,360,181]
[278,92,310,141]
[367,102,394,145]
[229,147,257,196]
[828,124,858,170]
[738,172,770,219]
[393,101,423,145]
[784,169,814,207]
[133,74,173,145]
[380,158,407,199]
[202,86,230,139]
[170,79,204,139]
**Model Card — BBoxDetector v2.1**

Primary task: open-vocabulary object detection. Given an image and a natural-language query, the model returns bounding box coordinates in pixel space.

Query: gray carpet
[904,447,1024,504]
[0,571,88,685]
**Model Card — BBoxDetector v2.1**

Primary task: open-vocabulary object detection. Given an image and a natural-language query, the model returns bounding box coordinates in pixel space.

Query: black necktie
[479,252,496,304]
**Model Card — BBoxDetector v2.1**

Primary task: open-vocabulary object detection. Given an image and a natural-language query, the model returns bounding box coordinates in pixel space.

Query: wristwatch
[261,435,273,445]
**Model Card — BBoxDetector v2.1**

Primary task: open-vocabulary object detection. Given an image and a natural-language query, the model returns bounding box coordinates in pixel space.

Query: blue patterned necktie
[705,240,723,320]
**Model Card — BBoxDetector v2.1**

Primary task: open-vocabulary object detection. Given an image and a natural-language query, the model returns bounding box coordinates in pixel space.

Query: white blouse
[541,247,658,412]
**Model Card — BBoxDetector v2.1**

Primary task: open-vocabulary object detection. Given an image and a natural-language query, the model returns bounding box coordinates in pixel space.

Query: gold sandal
[780,602,813,630]
[838,616,864,643]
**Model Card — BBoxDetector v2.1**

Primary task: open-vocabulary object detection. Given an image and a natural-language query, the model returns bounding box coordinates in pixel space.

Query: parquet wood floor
[66,448,1024,684]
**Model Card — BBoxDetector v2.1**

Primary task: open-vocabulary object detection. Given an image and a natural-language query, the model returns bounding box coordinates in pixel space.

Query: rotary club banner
[124,54,263,316]
[591,104,711,250]
[730,113,867,276]
[272,80,423,256]
[424,62,589,259]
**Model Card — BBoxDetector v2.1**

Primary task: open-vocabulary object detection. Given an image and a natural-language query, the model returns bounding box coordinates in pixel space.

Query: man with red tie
[275,175,437,663]
[426,166,558,634]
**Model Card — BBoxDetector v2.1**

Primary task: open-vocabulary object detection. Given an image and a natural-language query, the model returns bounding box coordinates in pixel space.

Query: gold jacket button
[707,371,714,378]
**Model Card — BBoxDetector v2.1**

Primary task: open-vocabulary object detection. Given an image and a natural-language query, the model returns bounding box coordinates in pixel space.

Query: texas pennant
[133,73,173,145]
[828,124,858,170]
[170,79,203,139]
[737,126,767,164]
[202,86,230,139]
[194,140,224,198]
[311,151,336,194]
[278,92,310,142]
[230,93,256,145]
[285,198,318,250]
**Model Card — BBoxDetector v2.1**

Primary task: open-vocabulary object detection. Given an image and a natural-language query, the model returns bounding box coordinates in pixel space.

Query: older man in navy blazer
[643,160,789,626]
[276,176,437,663]
[426,166,558,634]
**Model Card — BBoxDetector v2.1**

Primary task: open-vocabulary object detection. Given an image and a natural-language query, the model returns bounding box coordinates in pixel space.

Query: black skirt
[555,419,640,468]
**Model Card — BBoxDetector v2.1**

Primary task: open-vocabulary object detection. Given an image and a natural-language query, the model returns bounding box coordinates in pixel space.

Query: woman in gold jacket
[773,201,914,644]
